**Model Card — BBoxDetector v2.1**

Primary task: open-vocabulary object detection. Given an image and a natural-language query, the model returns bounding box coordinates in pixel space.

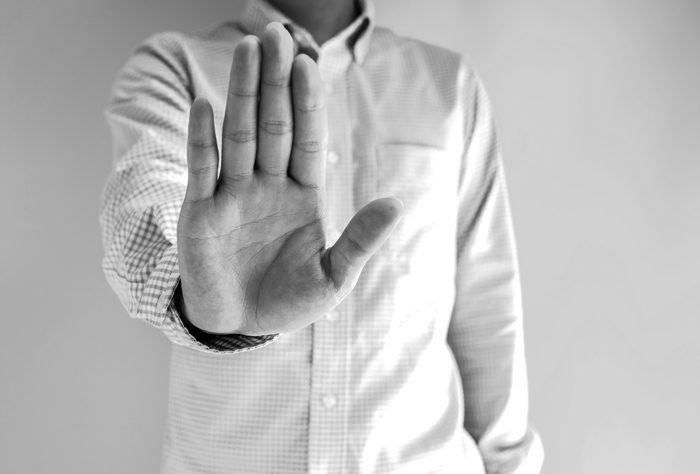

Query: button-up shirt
[100,0,543,472]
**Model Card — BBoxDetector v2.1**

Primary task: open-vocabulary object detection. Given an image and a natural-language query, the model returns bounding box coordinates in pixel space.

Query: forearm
[101,32,279,353]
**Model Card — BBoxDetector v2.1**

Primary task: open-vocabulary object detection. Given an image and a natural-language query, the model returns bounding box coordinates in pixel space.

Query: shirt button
[327,151,340,164]
[325,311,338,322]
[322,394,337,408]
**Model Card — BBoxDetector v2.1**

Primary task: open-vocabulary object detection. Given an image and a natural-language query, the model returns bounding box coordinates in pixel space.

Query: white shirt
[100,0,543,472]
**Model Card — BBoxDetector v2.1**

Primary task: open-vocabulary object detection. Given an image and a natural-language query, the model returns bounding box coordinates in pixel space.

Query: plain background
[1,0,698,472]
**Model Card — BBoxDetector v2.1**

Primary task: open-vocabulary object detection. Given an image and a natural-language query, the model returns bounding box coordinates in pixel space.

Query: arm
[447,71,544,472]
[100,33,277,353]
[101,26,402,352]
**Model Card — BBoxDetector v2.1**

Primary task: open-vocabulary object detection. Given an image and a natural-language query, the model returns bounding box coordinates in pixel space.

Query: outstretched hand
[176,23,402,336]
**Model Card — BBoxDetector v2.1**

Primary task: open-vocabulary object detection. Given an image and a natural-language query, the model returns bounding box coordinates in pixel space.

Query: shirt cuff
[145,244,280,354]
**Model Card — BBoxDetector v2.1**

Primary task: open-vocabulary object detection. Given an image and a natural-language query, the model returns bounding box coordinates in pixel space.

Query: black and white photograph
[1,0,698,472]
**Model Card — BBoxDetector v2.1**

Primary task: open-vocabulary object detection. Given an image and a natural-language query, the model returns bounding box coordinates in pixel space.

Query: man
[100,0,544,472]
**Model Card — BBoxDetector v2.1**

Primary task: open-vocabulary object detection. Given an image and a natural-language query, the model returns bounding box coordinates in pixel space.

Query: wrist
[174,280,247,335]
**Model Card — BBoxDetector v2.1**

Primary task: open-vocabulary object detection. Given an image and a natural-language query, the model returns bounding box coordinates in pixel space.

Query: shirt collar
[238,0,375,64]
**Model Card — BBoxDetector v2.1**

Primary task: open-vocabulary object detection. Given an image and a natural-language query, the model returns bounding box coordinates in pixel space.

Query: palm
[180,175,329,334]
[177,24,401,336]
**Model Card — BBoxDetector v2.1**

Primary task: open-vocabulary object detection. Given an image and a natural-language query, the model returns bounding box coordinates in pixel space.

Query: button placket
[307,63,352,473]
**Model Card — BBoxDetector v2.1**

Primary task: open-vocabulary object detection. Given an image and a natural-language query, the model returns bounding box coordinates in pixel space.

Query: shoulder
[365,25,480,124]
[128,23,241,74]
[368,26,476,89]
[363,26,482,145]
[111,23,243,104]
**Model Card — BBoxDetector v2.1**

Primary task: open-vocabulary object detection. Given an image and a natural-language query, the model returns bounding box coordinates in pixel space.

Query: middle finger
[256,22,294,177]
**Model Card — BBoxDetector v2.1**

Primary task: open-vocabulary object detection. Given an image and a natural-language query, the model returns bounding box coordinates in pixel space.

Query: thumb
[327,197,403,297]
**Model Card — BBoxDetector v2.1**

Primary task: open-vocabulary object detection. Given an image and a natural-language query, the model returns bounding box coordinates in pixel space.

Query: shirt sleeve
[446,69,544,473]
[99,33,279,354]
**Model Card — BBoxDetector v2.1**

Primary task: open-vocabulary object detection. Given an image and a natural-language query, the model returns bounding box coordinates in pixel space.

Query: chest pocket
[376,143,455,234]
[374,143,457,271]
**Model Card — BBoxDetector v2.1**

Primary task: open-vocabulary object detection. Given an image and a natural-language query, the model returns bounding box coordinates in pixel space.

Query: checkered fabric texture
[100,0,543,472]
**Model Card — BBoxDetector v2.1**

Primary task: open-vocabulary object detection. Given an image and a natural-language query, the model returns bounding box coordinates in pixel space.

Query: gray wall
[1,0,698,472]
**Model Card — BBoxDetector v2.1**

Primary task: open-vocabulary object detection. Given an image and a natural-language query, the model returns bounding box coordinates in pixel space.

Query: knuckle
[259,118,293,135]
[257,167,287,178]
[221,173,252,186]
[262,75,290,88]
[188,140,216,150]
[223,129,257,143]
[188,163,218,176]
[183,195,210,205]
[293,140,326,154]
[228,89,258,99]
[345,232,369,256]
[295,101,325,113]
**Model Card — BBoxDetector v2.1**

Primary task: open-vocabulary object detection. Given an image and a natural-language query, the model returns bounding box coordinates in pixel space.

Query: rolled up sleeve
[100,33,278,354]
